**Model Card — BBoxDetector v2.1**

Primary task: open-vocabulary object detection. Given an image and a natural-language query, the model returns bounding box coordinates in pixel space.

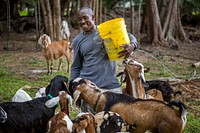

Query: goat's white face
[38,34,51,48]
[123,59,145,81]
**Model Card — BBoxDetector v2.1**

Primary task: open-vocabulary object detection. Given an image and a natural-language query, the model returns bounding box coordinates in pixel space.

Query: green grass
[184,112,200,133]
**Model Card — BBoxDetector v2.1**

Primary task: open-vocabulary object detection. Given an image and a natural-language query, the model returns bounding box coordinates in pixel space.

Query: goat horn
[63,82,71,95]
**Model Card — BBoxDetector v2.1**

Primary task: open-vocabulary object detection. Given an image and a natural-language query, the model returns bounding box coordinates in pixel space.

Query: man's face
[78,9,95,33]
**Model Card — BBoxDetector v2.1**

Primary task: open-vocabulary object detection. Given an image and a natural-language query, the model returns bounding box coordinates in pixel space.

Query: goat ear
[46,35,52,44]
[73,90,81,107]
[45,96,60,108]
[38,36,42,45]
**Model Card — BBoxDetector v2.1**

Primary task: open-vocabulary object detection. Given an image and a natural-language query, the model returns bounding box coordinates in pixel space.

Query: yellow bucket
[97,18,130,61]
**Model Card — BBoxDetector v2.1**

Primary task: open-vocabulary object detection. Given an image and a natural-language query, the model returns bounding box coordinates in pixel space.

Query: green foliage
[181,0,200,15]
[19,10,28,17]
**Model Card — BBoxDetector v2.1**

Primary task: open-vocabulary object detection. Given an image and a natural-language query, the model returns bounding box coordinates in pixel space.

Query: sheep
[38,34,70,75]
[0,106,7,123]
[122,59,164,101]
[69,78,187,133]
[95,111,135,133]
[72,112,96,133]
[0,75,69,133]
[12,85,46,102]
[45,91,73,133]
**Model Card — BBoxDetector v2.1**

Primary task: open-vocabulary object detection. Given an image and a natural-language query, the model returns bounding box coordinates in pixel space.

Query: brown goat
[38,34,70,75]
[72,112,96,133]
[69,78,187,133]
[45,91,73,133]
[122,59,164,101]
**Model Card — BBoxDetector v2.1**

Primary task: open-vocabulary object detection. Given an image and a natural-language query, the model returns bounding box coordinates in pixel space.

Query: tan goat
[38,34,70,75]
[69,78,187,133]
[122,59,164,101]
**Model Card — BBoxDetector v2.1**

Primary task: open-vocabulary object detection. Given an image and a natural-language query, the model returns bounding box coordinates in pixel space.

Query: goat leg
[47,60,50,75]
[65,53,70,73]
[50,60,54,74]
[58,58,62,71]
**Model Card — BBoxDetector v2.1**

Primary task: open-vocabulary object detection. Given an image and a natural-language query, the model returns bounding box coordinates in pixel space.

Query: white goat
[12,85,46,102]
[61,20,70,41]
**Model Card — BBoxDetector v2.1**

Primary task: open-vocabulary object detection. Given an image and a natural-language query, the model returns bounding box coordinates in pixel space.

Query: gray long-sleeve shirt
[70,29,137,89]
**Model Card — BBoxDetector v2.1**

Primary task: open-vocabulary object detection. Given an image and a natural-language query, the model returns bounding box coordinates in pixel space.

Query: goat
[0,107,7,123]
[72,112,96,133]
[45,91,73,133]
[38,34,70,75]
[120,59,181,102]
[69,78,187,133]
[61,20,70,41]
[144,80,182,102]
[122,59,164,101]
[0,75,70,133]
[12,85,46,102]
[95,111,134,133]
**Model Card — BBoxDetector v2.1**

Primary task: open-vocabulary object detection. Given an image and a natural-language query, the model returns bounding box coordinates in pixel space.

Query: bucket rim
[97,17,125,29]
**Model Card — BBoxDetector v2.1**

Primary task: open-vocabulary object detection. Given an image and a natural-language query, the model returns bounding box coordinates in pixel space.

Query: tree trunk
[146,0,166,45]
[44,0,53,40]
[53,0,61,41]
[39,0,48,34]
[160,0,188,44]
[144,0,188,46]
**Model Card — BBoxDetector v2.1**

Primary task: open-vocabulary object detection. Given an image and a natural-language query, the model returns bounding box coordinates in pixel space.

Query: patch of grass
[184,112,200,133]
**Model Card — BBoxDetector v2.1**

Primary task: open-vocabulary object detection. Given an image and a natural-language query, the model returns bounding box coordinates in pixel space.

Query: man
[70,7,137,113]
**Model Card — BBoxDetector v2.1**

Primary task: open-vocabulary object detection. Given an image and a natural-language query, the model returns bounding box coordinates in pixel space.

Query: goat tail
[168,100,187,128]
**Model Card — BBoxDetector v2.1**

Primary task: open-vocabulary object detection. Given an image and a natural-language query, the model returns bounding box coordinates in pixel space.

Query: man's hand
[118,43,135,58]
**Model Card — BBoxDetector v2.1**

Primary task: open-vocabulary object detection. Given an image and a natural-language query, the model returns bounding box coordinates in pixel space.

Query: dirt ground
[0,31,200,118]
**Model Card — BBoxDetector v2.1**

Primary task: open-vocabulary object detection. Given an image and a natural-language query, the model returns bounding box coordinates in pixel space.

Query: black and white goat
[95,111,134,133]
[0,75,69,133]
[69,78,187,133]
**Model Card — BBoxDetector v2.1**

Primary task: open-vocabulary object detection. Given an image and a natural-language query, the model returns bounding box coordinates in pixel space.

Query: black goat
[145,80,182,102]
[0,75,69,133]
